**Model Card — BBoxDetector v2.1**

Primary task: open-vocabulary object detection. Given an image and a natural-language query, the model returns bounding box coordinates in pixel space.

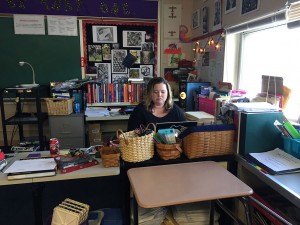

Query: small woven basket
[156,139,183,160]
[181,124,235,159]
[117,123,156,163]
[45,98,73,115]
[100,146,120,168]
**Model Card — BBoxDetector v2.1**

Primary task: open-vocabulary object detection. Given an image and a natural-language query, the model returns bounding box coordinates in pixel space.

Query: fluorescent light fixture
[18,61,39,88]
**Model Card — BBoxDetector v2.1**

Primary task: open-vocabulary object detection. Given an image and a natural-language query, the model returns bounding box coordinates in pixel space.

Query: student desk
[127,161,253,225]
[0,152,120,225]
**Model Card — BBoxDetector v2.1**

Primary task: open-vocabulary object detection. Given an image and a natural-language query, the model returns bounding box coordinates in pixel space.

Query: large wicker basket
[116,123,156,162]
[156,139,183,160]
[180,124,235,159]
[100,146,120,168]
[45,98,73,115]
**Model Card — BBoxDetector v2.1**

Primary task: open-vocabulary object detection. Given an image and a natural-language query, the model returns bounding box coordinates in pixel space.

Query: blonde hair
[144,77,173,112]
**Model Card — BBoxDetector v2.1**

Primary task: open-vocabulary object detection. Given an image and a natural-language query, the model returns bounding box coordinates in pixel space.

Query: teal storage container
[282,136,300,159]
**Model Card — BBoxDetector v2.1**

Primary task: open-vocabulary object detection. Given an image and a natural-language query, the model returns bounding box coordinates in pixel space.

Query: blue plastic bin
[282,135,300,159]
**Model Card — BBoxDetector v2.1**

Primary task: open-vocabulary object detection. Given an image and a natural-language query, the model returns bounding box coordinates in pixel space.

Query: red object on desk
[0,151,4,160]
[59,159,99,174]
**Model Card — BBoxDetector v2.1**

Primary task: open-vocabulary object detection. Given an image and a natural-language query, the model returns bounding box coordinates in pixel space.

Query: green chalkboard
[0,17,82,89]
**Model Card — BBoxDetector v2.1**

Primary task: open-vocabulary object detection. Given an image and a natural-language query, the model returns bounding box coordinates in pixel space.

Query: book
[6,169,56,180]
[4,157,57,180]
[247,148,300,175]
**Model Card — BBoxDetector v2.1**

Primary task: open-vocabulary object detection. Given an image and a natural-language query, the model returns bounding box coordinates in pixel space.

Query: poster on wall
[88,45,102,62]
[92,26,117,43]
[13,14,45,35]
[241,0,260,16]
[192,9,200,29]
[47,15,78,36]
[140,65,153,78]
[213,0,222,31]
[123,30,146,47]
[225,0,237,14]
[202,6,208,34]
[111,49,128,73]
[95,63,111,83]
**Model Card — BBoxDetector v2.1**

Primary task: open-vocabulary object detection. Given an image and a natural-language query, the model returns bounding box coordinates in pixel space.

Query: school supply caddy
[154,128,183,160]
[117,123,156,162]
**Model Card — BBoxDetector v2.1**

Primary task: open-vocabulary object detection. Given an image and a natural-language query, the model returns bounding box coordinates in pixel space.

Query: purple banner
[0,0,158,19]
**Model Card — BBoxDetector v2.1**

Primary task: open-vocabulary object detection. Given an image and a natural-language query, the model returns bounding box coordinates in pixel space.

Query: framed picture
[141,42,154,51]
[94,63,111,83]
[129,68,142,81]
[112,74,128,83]
[241,0,260,16]
[192,9,200,29]
[123,30,146,47]
[225,0,237,14]
[88,45,102,62]
[213,0,222,31]
[140,51,155,64]
[130,50,141,64]
[92,26,117,43]
[111,49,128,73]
[202,6,208,34]
[140,65,153,78]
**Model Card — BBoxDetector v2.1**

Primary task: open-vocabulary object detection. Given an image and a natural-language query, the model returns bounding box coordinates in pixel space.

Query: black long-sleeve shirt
[127,102,186,131]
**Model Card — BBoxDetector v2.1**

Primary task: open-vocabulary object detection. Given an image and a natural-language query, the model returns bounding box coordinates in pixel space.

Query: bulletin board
[81,20,157,83]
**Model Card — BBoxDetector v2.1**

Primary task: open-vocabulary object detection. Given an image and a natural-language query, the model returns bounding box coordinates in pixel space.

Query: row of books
[86,82,146,104]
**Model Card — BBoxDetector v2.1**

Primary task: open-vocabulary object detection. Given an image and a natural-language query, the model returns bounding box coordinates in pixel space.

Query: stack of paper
[136,206,167,225]
[85,107,109,117]
[185,111,215,125]
[171,202,219,225]
[228,102,280,112]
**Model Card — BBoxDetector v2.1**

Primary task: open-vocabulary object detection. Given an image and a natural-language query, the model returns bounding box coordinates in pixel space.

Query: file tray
[282,136,300,159]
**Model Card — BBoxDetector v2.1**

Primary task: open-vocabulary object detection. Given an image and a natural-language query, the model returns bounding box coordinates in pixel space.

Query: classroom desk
[127,161,253,225]
[0,151,120,225]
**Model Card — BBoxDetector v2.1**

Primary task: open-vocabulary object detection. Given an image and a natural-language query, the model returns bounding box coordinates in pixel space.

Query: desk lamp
[19,61,39,88]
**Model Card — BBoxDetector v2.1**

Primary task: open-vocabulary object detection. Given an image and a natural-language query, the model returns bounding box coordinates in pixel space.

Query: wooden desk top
[127,161,253,208]
[0,152,120,186]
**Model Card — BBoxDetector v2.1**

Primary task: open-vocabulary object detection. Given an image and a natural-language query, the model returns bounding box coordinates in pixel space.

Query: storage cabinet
[0,86,48,151]
[48,113,85,149]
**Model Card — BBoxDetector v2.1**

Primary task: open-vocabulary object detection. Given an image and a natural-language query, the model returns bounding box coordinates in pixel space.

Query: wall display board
[0,17,81,89]
[82,20,157,84]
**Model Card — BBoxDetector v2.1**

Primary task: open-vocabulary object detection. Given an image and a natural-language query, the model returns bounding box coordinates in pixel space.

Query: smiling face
[152,83,168,107]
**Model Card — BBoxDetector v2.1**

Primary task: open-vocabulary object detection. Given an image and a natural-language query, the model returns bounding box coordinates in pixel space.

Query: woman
[127,77,186,131]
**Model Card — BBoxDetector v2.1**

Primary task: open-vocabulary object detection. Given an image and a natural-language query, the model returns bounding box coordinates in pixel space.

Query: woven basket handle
[175,145,183,153]
[145,123,156,133]
[116,129,129,145]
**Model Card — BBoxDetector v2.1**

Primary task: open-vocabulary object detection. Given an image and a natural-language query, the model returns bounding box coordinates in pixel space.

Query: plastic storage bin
[282,135,300,159]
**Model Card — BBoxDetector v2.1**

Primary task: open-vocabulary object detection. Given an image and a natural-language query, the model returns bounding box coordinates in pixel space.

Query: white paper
[13,14,45,35]
[47,15,78,36]
[4,158,56,174]
[250,148,300,172]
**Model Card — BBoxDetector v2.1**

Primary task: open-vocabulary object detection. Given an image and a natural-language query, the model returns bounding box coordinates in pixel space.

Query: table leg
[132,196,138,225]
[239,197,252,225]
[209,200,215,225]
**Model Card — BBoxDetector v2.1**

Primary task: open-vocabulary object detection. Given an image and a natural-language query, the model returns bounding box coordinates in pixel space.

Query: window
[225,23,300,122]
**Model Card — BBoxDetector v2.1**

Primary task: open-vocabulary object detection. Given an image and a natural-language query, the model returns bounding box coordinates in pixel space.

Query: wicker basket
[100,146,120,168]
[181,124,235,159]
[156,139,183,160]
[45,98,73,115]
[116,123,156,162]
